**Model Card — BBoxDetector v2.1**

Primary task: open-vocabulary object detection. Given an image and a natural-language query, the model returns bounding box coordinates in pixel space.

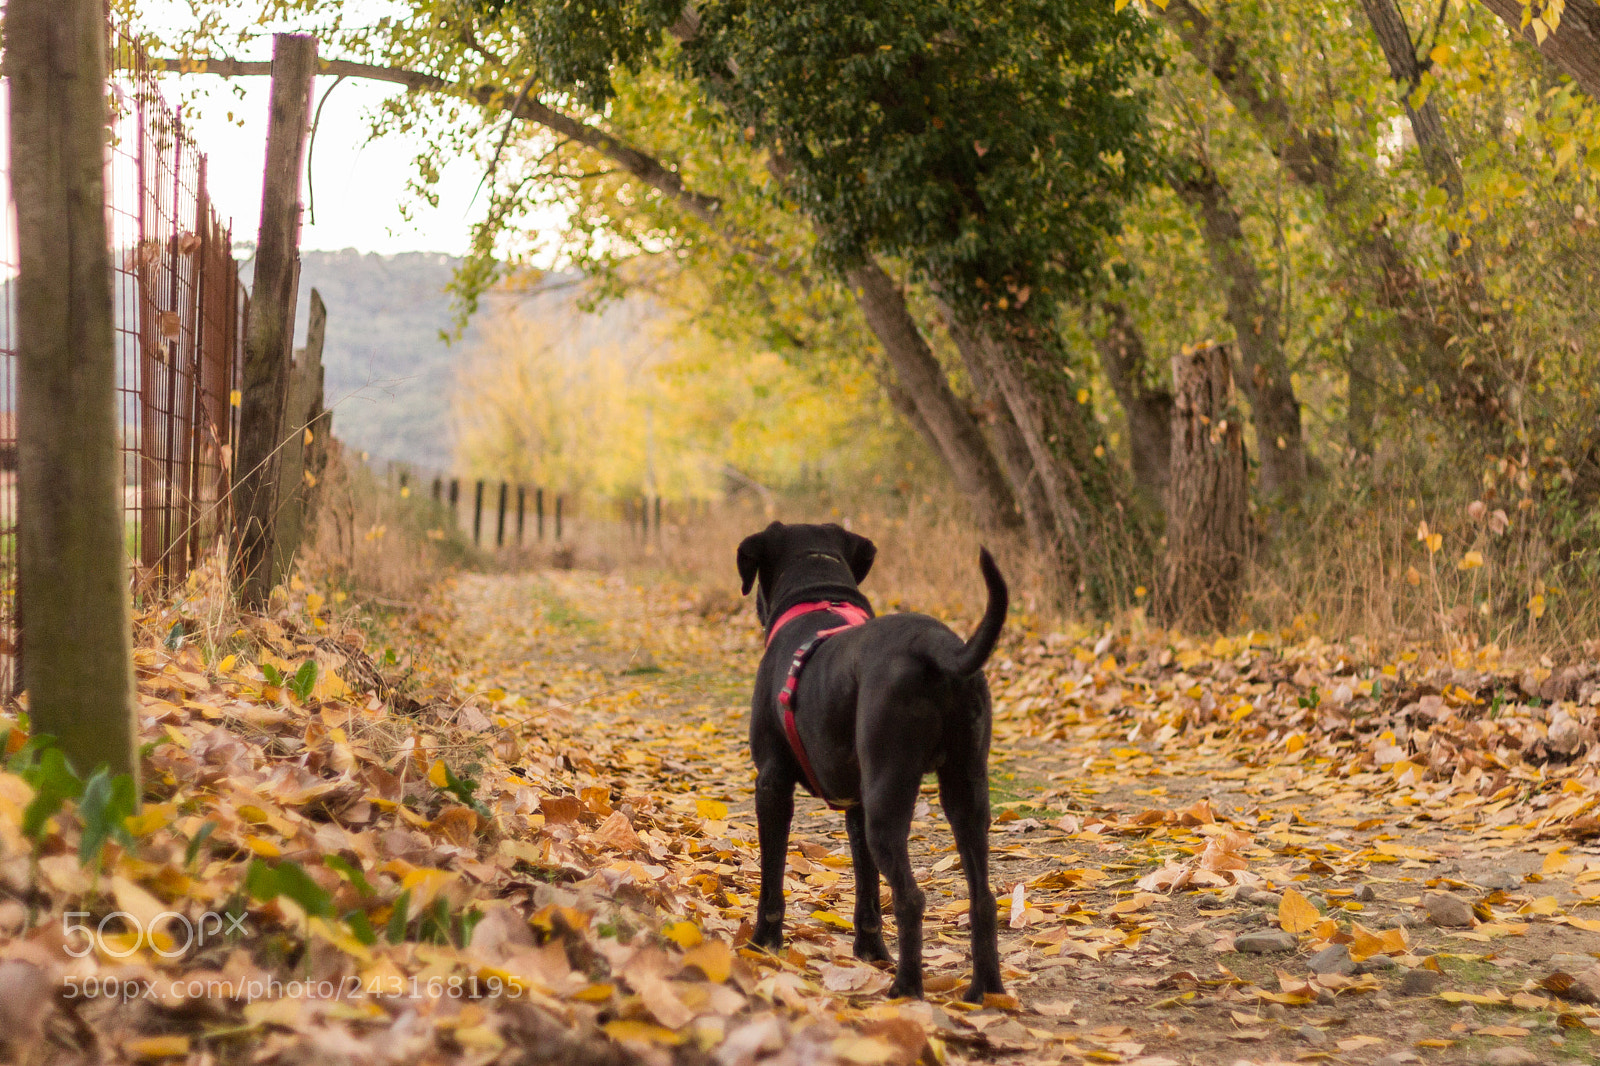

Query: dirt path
[448,570,1600,1066]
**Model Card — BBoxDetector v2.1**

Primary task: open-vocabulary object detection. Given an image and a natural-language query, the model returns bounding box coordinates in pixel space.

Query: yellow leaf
[1520,895,1562,916]
[1458,550,1484,570]
[661,921,703,948]
[125,1036,190,1060]
[124,803,178,837]
[308,915,373,963]
[1349,922,1407,961]
[812,910,855,930]
[1439,990,1508,1005]
[243,835,282,858]
[1406,565,1423,586]
[603,1020,684,1045]
[1076,388,1090,404]
[1374,840,1440,861]
[1278,888,1320,935]
[571,982,615,1002]
[428,760,450,788]
[680,939,733,983]
[1426,533,1442,553]
[695,799,729,820]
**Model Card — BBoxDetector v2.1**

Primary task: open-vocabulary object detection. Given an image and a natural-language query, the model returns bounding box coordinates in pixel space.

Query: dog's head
[736,521,876,627]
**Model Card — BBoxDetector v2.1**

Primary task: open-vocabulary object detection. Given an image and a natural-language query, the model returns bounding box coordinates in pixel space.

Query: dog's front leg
[751,770,795,951]
[845,804,890,963]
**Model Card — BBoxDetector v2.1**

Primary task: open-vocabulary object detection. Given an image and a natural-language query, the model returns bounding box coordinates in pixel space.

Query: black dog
[736,521,1007,1000]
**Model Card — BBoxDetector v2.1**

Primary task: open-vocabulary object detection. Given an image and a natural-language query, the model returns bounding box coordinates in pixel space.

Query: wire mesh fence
[0,27,247,691]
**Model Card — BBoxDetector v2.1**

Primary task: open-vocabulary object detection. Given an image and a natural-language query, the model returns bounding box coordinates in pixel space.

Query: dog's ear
[840,529,877,585]
[736,526,776,596]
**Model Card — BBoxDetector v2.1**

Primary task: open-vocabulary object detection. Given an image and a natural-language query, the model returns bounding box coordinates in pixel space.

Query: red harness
[766,602,871,809]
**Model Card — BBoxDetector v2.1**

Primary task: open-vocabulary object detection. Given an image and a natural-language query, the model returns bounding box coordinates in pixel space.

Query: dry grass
[500,493,1049,629]
[1244,484,1600,660]
[298,446,474,606]
[312,451,1600,668]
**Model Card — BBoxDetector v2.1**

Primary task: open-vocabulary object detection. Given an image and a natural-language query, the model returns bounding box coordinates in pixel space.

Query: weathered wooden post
[232,33,315,607]
[431,476,442,503]
[7,0,138,778]
[654,496,662,545]
[448,478,460,525]
[516,486,526,547]
[1158,344,1249,631]
[496,481,508,547]
[472,479,484,546]
[537,488,545,541]
[271,287,325,585]
[555,495,564,540]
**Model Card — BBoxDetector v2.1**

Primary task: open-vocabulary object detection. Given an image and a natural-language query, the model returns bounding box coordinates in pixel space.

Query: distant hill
[236,249,656,472]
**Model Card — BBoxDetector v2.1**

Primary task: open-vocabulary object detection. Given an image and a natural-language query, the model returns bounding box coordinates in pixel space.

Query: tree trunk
[845,262,1022,532]
[1159,344,1249,632]
[957,309,1134,597]
[1087,301,1173,509]
[7,0,138,779]
[1170,159,1307,503]
[1359,0,1466,200]
[272,288,327,585]
[943,311,1057,548]
[234,34,316,608]
[1477,0,1600,99]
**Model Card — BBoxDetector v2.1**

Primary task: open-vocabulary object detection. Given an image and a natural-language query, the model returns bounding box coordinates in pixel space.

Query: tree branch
[143,54,725,221]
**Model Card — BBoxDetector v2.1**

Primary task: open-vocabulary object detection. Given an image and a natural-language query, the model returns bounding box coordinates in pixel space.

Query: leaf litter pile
[6,569,1600,1064]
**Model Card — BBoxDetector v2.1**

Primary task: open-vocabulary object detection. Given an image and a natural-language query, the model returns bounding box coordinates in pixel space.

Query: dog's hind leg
[861,761,926,998]
[845,804,890,963]
[751,769,795,952]
[937,758,1004,1002]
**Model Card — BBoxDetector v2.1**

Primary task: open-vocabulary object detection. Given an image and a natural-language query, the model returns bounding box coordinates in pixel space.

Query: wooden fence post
[1158,344,1249,631]
[516,486,526,547]
[7,0,138,779]
[537,488,545,541]
[473,479,484,545]
[555,496,564,540]
[432,477,442,503]
[496,481,508,547]
[232,33,315,607]
[271,287,325,585]
[449,478,459,524]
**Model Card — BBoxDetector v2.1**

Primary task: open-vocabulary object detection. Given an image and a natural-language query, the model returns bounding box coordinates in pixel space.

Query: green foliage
[246,858,335,919]
[140,0,1600,633]
[76,766,136,866]
[431,759,492,819]
[288,660,318,703]
[19,745,81,842]
[681,0,1162,320]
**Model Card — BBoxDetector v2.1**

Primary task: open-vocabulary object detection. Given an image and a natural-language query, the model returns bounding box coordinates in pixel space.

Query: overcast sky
[158,65,490,256]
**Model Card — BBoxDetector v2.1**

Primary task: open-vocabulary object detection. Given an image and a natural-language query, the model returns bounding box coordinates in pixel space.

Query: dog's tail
[944,548,1008,677]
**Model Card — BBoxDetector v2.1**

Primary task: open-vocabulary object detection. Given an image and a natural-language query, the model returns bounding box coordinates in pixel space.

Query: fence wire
[0,28,247,691]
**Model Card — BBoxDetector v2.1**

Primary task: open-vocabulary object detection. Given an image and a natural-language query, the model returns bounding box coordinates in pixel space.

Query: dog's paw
[886,975,923,1000]
[852,934,891,964]
[961,979,1005,1004]
[749,926,784,953]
